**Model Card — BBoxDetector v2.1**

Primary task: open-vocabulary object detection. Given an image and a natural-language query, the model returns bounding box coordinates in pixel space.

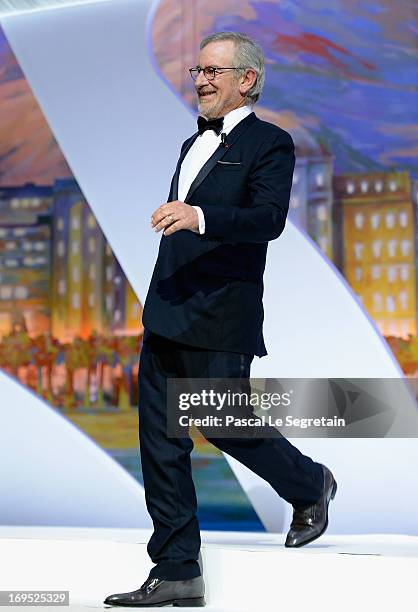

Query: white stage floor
[0,527,416,611]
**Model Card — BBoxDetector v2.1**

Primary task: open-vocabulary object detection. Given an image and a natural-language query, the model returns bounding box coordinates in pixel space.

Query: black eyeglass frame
[189,65,248,81]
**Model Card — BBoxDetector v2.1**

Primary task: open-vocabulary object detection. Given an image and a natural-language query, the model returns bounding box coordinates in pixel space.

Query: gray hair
[200,31,265,106]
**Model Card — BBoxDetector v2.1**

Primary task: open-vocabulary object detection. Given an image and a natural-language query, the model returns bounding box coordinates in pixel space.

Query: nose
[195,69,210,87]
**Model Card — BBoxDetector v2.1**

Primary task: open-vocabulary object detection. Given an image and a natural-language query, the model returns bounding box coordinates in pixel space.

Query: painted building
[334,171,417,338]
[51,179,142,341]
[0,183,53,337]
[289,152,334,260]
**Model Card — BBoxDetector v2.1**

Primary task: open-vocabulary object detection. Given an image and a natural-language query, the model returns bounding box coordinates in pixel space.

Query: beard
[197,90,220,119]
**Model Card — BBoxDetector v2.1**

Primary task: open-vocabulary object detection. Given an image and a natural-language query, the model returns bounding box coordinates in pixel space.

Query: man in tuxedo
[105,31,336,608]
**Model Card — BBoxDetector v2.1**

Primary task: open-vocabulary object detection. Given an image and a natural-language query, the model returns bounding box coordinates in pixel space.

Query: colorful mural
[151,0,418,358]
[0,0,417,531]
[0,24,261,531]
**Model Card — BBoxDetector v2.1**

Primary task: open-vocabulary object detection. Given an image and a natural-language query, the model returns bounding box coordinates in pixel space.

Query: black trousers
[138,330,324,581]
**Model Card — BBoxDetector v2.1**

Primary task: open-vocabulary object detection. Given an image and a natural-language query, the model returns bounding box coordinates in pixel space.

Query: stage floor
[0,527,416,611]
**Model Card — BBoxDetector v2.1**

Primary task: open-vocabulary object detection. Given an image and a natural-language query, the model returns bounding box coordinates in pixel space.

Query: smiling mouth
[198,91,216,99]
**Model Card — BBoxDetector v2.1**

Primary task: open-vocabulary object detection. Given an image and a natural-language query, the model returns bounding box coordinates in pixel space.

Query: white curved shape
[2,0,196,301]
[0,0,114,18]
[2,0,418,534]
[0,370,151,526]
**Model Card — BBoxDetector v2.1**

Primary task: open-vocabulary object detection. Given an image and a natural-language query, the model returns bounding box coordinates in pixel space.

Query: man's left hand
[151,201,198,236]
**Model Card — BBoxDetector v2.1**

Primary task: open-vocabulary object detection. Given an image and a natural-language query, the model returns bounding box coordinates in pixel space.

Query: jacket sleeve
[197,132,295,243]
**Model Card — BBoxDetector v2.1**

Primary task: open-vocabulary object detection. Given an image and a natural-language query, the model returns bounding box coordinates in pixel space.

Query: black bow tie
[197,115,224,136]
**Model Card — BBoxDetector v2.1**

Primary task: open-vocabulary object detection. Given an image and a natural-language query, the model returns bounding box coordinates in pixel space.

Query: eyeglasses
[189,65,247,81]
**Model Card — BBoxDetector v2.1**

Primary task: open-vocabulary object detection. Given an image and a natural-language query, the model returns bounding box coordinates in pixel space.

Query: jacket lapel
[184,111,257,203]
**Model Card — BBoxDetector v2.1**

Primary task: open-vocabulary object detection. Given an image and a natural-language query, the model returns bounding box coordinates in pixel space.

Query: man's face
[195,40,245,119]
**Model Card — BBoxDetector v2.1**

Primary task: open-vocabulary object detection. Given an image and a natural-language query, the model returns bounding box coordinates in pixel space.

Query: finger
[151,201,185,226]
[151,211,169,228]
[154,214,176,233]
[151,204,175,227]
[163,219,184,236]
[151,211,164,227]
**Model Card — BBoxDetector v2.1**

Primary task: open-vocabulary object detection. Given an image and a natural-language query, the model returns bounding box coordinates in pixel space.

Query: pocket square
[217,160,242,165]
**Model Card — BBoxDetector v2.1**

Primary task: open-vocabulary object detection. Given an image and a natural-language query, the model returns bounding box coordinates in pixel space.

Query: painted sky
[0,28,71,186]
[151,0,418,176]
[0,2,416,185]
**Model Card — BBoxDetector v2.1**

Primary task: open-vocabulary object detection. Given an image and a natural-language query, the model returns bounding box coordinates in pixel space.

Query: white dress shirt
[178,105,252,234]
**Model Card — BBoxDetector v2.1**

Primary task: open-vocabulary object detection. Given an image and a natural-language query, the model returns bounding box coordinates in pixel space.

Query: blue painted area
[109,448,265,532]
[207,0,418,177]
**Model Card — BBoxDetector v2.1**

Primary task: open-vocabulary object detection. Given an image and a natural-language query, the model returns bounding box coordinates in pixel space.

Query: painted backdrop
[0,0,417,531]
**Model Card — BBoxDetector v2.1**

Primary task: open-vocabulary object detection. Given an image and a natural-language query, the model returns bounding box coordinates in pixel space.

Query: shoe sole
[174,598,205,607]
[104,596,205,607]
[285,478,337,549]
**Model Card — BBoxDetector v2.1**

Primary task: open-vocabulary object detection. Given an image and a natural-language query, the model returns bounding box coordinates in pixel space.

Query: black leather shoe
[103,575,205,607]
[285,464,337,548]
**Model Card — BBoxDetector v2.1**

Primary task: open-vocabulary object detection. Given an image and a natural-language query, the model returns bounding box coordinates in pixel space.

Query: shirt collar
[199,105,252,135]
[222,105,252,133]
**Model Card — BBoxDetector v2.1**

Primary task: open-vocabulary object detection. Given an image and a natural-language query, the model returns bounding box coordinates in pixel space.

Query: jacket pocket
[217,160,243,170]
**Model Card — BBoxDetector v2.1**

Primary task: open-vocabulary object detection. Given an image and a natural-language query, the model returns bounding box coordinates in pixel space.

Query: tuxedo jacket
[142,111,295,357]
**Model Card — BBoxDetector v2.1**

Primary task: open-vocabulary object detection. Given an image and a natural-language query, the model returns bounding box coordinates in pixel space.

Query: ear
[238,68,257,96]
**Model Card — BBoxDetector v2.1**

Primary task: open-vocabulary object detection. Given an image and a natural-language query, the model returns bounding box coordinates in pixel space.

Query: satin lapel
[171,132,199,201]
[184,112,257,203]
